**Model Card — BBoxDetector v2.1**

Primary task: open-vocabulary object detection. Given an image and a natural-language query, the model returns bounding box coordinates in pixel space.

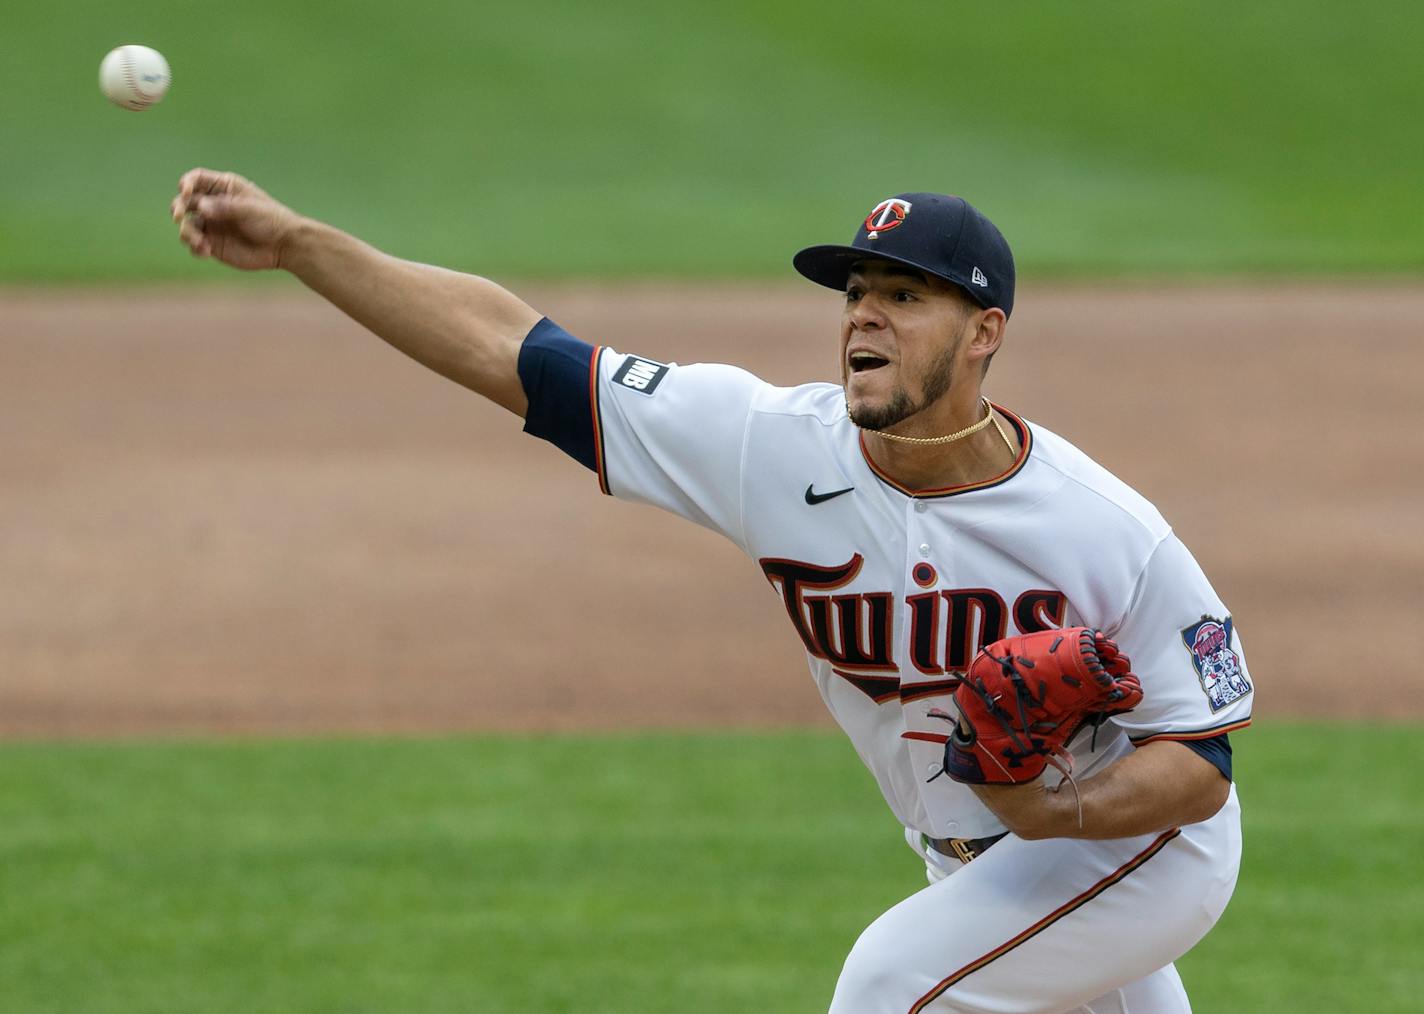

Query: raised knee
[831,930,987,1014]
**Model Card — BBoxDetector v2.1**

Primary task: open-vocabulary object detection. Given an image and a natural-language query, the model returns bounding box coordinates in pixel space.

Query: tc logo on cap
[864,198,912,239]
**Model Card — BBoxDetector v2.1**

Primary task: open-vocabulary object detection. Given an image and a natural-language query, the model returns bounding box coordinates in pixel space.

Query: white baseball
[99,45,171,111]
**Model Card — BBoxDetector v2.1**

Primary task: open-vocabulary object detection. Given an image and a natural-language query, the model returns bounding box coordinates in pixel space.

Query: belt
[925,831,1008,865]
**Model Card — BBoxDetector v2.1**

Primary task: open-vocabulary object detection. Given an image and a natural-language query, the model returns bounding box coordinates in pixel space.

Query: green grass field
[1,724,1418,1012]
[2,1,1420,281]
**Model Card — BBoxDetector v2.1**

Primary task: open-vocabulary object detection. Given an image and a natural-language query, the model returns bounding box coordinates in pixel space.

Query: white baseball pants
[828,786,1241,1014]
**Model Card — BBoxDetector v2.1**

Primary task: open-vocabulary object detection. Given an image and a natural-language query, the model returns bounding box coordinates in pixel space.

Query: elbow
[1184,774,1232,826]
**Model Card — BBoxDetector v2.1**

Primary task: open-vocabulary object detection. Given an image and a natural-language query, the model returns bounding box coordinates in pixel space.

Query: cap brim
[792,244,987,308]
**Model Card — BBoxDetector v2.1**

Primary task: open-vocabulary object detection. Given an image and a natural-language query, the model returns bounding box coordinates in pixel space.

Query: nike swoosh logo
[805,484,855,505]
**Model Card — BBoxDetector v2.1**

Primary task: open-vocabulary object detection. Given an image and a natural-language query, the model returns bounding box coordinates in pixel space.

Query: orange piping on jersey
[859,404,1032,499]
[589,346,610,495]
[901,730,950,745]
[908,828,1182,1012]
[1131,718,1252,745]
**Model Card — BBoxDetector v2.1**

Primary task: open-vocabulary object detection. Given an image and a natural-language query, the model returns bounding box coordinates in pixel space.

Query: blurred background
[4,0,1422,281]
[1,1,1421,1011]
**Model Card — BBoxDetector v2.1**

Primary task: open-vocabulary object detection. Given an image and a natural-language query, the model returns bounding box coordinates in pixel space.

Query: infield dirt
[2,283,1420,736]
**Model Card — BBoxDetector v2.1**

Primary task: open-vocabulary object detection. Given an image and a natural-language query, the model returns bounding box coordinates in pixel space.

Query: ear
[963,307,1006,371]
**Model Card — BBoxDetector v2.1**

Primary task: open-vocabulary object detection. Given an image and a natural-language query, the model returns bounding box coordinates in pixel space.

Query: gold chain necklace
[853,397,998,447]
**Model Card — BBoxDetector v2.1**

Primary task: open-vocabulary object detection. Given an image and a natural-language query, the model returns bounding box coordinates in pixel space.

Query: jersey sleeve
[1107,534,1255,744]
[518,317,763,547]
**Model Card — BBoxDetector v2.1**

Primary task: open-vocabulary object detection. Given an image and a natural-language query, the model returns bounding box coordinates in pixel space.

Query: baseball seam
[119,48,158,107]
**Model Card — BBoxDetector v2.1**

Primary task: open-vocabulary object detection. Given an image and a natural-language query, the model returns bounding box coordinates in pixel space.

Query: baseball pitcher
[172,174,1252,1013]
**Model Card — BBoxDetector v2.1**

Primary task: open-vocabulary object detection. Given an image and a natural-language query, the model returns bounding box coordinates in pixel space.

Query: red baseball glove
[930,628,1144,785]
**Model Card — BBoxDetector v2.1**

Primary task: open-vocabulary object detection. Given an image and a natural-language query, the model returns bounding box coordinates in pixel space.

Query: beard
[847,332,960,432]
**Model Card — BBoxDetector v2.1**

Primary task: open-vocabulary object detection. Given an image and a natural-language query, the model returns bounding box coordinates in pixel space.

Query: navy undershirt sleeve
[518,317,598,472]
[1181,733,1232,781]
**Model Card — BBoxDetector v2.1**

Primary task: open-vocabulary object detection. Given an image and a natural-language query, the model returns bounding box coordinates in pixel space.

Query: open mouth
[848,351,890,374]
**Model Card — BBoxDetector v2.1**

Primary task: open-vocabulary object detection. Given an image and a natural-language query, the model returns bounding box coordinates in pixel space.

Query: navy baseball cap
[793,192,1016,318]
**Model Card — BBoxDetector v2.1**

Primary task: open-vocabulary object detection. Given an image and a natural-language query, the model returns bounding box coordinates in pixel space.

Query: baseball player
[172,173,1253,1013]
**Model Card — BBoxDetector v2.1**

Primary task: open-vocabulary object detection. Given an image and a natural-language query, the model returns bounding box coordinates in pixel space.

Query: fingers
[172,169,209,223]
[172,175,249,259]
[177,167,242,199]
[175,196,234,259]
[192,195,237,224]
[177,210,211,258]
[172,168,248,221]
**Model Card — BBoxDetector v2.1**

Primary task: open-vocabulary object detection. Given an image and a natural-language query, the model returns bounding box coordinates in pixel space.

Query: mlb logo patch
[1180,615,1252,712]
[612,356,669,395]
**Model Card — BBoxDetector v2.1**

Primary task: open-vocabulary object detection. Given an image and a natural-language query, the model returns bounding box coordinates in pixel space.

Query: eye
[845,286,863,302]
[895,290,917,303]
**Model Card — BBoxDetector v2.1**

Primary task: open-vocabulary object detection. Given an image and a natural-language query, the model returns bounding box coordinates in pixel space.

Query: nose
[848,291,887,330]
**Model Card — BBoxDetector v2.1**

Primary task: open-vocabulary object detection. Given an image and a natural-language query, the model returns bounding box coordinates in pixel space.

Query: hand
[171,168,304,271]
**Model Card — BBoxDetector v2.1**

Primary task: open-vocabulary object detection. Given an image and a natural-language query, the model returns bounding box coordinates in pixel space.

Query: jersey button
[914,500,928,514]
[918,543,931,557]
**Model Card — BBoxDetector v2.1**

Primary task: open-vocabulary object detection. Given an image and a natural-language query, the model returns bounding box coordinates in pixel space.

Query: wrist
[275,215,323,274]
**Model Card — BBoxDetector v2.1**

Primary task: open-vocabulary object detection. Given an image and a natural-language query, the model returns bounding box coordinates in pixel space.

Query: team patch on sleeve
[611,355,669,395]
[1180,615,1253,712]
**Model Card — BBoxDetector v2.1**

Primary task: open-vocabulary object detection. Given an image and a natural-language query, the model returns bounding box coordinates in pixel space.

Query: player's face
[840,261,974,431]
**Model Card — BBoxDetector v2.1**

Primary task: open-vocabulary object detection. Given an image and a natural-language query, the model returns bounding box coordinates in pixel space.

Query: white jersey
[581,347,1254,841]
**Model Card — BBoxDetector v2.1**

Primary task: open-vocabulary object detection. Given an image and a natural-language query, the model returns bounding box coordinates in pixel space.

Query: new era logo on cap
[971,267,988,287]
